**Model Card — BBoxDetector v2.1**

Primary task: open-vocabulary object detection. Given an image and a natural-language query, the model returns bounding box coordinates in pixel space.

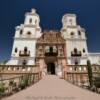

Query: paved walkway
[3,75,100,100]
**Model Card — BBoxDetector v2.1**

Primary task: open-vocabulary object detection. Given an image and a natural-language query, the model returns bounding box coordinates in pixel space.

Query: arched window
[22,60,27,65]
[78,31,81,36]
[24,47,28,53]
[74,48,78,54]
[83,48,86,53]
[27,31,31,35]
[75,61,78,65]
[50,47,53,53]
[70,32,74,36]
[15,48,18,53]
[29,18,32,23]
[20,29,23,35]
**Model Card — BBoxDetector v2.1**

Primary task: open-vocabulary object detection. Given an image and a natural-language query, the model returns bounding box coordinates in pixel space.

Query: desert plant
[0,83,5,96]
[8,80,14,94]
[20,77,28,89]
[87,60,93,87]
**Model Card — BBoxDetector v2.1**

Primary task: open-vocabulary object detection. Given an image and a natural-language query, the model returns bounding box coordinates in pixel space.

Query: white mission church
[6,8,100,66]
[0,8,98,85]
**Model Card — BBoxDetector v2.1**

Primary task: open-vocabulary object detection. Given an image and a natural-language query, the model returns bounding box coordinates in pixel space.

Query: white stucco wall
[6,9,42,65]
[6,9,100,66]
[88,53,100,65]
[61,13,88,65]
[11,39,36,57]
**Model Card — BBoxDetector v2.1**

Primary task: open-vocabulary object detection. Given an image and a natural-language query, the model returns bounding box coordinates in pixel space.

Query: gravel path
[3,75,100,100]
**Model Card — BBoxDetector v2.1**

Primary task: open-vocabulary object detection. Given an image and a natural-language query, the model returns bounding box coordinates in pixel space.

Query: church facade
[6,9,100,85]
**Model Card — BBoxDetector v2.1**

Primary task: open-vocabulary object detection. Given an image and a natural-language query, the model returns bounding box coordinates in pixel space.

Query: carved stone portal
[36,30,67,77]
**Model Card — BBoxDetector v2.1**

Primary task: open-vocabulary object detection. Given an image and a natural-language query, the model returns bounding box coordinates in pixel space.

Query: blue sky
[0,0,100,62]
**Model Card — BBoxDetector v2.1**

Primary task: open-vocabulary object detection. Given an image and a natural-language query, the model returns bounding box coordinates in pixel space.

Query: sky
[0,0,100,62]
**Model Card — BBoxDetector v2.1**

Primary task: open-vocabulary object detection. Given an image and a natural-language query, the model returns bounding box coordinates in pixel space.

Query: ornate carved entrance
[36,30,67,76]
[46,63,55,74]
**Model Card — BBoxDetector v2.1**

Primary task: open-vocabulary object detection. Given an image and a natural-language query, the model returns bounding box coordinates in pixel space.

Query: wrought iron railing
[19,51,30,57]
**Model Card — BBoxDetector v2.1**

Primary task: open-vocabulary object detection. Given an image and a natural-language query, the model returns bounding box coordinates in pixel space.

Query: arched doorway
[47,62,55,75]
[22,60,27,65]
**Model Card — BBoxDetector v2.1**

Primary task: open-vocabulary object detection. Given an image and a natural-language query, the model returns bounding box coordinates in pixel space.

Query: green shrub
[20,81,26,89]
[20,78,28,89]
[0,83,5,94]
[9,80,14,86]
[94,77,100,88]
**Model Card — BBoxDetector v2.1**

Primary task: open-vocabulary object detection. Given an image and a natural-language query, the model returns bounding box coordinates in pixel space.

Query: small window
[20,29,23,35]
[24,47,28,52]
[75,61,78,65]
[78,31,81,36]
[50,47,53,53]
[70,32,74,36]
[74,48,78,54]
[22,60,27,65]
[29,18,32,23]
[15,48,18,53]
[83,48,85,53]
[27,31,31,35]
[35,20,37,24]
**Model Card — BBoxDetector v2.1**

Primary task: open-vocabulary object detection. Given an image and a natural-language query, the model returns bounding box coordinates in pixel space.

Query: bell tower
[61,14,88,65]
[6,9,42,65]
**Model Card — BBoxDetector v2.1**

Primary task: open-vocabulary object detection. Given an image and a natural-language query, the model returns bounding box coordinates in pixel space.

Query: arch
[50,46,53,53]
[70,32,74,36]
[78,31,81,35]
[15,47,18,53]
[83,48,86,53]
[22,60,27,65]
[24,47,28,53]
[74,48,78,54]
[75,60,78,65]
[20,29,23,35]
[27,31,31,35]
[29,18,32,23]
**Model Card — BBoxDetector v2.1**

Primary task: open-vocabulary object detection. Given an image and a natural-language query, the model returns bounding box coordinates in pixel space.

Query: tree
[87,60,93,87]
